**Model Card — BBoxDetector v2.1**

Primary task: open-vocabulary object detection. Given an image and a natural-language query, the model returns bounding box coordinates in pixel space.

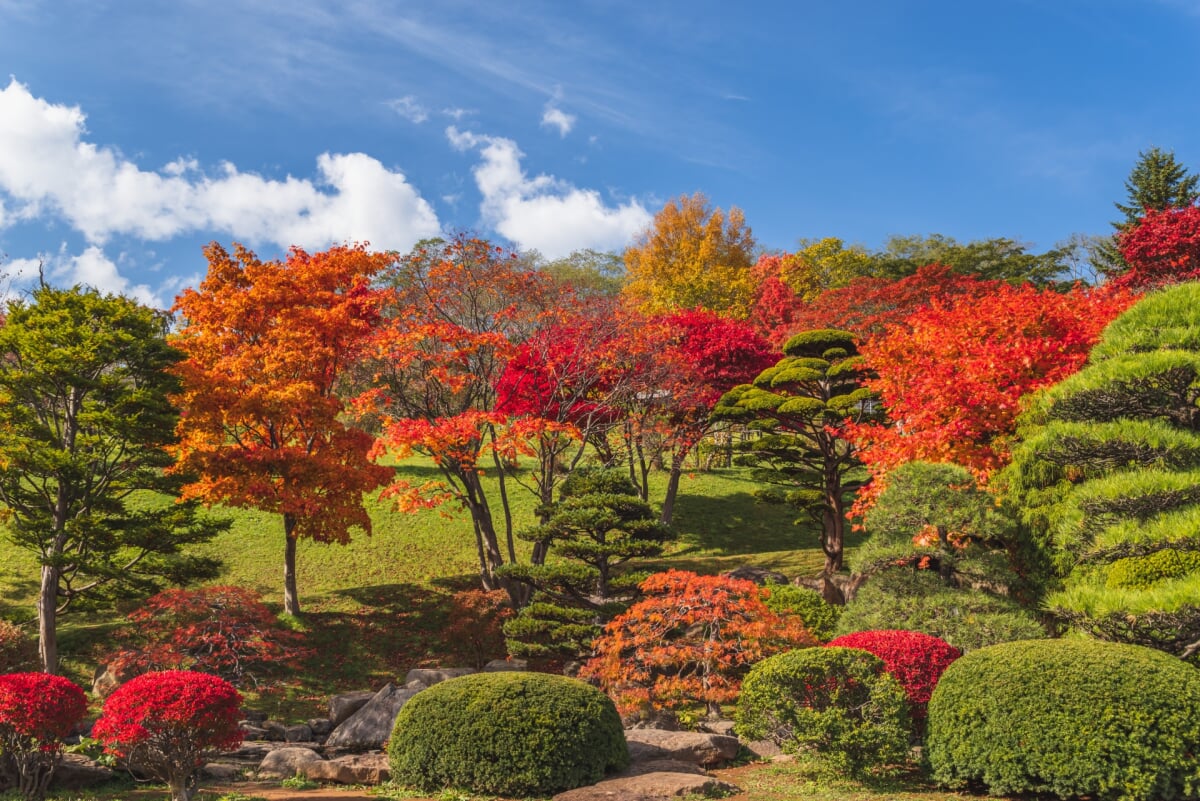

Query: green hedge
[762,584,840,641]
[735,647,910,776]
[387,672,628,797]
[927,638,1200,801]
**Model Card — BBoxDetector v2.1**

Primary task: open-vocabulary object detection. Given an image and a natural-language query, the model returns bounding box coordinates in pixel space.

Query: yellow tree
[622,193,757,317]
[777,238,875,302]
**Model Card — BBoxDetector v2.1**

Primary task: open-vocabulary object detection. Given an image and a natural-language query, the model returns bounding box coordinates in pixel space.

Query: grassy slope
[0,457,856,715]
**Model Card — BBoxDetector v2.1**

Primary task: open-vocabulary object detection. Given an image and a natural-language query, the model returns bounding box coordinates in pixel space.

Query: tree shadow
[671,490,818,554]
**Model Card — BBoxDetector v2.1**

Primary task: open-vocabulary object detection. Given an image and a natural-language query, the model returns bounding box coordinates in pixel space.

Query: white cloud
[385,95,429,124]
[0,79,442,252]
[442,107,471,121]
[7,246,161,308]
[446,126,649,259]
[540,106,576,138]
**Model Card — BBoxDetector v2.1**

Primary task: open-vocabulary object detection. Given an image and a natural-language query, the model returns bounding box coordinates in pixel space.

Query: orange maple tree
[582,570,815,720]
[845,282,1138,514]
[171,242,394,615]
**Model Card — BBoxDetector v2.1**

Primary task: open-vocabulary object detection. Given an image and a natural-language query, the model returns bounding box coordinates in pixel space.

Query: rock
[552,771,739,800]
[623,729,740,767]
[324,684,420,750]
[201,762,243,782]
[743,738,784,759]
[239,724,268,739]
[307,718,333,736]
[722,565,789,586]
[262,720,288,742]
[283,724,312,743]
[483,658,528,672]
[257,746,324,779]
[404,679,426,690]
[619,759,706,777]
[698,719,737,737]
[328,691,375,727]
[626,740,670,763]
[90,664,126,700]
[303,753,390,785]
[51,754,113,790]
[403,667,475,687]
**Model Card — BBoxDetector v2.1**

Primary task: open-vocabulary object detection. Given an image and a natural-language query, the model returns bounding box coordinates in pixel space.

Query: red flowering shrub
[0,673,88,800]
[0,621,35,673]
[104,586,311,687]
[582,571,815,722]
[92,670,243,801]
[826,630,960,719]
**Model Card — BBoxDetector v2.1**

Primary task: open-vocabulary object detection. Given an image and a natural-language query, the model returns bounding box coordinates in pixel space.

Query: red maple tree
[1117,204,1200,289]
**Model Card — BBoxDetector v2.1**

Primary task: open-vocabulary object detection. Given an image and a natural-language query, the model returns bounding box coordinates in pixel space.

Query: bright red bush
[582,570,815,721]
[0,672,88,800]
[93,670,243,801]
[1118,204,1200,289]
[825,630,960,718]
[105,585,311,687]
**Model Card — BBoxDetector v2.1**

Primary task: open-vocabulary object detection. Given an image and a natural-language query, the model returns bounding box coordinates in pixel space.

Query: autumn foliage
[0,673,87,800]
[1117,204,1200,289]
[171,242,395,614]
[93,671,243,801]
[846,283,1137,512]
[825,630,961,719]
[582,571,815,720]
[105,586,311,687]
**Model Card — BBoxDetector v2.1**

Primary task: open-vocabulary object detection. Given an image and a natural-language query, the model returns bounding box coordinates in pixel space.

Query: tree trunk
[660,464,683,525]
[283,514,301,616]
[38,562,59,674]
[822,471,845,575]
[167,772,196,801]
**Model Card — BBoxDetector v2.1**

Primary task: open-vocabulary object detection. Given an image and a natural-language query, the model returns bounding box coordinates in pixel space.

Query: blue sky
[1,0,1198,307]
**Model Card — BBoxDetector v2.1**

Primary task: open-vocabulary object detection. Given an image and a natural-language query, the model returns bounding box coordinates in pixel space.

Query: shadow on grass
[671,490,816,554]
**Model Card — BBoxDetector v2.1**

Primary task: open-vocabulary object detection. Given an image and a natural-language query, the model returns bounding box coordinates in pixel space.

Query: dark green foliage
[735,647,909,777]
[870,233,1075,286]
[387,672,628,797]
[762,584,840,641]
[714,329,877,574]
[926,638,1200,801]
[1001,283,1200,660]
[836,570,1045,652]
[499,468,671,658]
[0,285,225,671]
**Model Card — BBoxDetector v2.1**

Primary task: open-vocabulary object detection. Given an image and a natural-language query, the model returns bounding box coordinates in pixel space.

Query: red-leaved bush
[92,670,244,801]
[826,630,960,719]
[0,673,88,800]
[105,586,311,687]
[582,571,815,721]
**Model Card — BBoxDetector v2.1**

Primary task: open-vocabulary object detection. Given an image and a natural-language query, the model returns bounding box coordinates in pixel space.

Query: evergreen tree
[1001,283,1200,662]
[498,469,672,659]
[1097,147,1200,278]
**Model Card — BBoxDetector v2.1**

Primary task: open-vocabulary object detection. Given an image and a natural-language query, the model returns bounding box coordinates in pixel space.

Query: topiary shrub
[927,638,1200,801]
[0,673,88,801]
[825,630,960,720]
[735,647,910,777]
[762,584,840,641]
[92,670,244,801]
[388,671,628,797]
[1105,548,1200,589]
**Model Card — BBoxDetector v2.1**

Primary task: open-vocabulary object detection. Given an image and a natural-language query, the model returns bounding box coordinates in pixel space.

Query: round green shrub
[735,647,910,776]
[387,672,628,797]
[927,638,1200,801]
[762,584,841,641]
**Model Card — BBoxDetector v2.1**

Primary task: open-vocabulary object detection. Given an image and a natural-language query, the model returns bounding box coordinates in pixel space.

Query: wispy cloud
[541,106,576,137]
[385,95,429,123]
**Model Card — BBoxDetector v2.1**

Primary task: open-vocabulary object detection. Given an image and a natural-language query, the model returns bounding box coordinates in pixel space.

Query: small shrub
[582,570,815,721]
[443,589,512,670]
[836,569,1045,651]
[92,670,244,801]
[762,584,840,641]
[105,586,311,687]
[0,673,88,801]
[825,630,960,719]
[734,648,910,777]
[927,638,1200,801]
[0,622,36,673]
[1105,548,1200,589]
[387,672,627,797]
[280,773,318,790]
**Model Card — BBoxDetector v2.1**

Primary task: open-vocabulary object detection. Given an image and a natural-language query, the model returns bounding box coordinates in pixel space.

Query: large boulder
[325,684,420,750]
[404,667,476,687]
[328,691,374,727]
[552,771,739,800]
[622,729,739,767]
[304,753,390,785]
[257,746,324,779]
[51,754,113,790]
